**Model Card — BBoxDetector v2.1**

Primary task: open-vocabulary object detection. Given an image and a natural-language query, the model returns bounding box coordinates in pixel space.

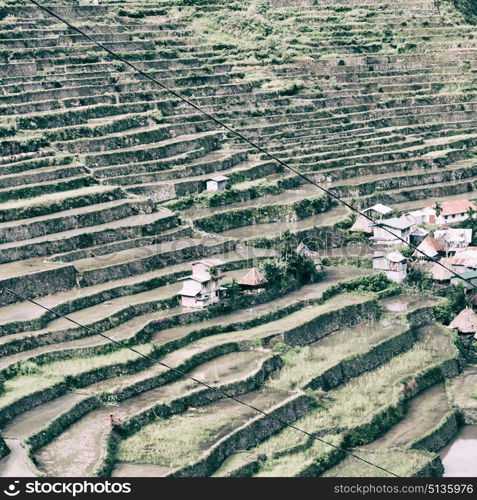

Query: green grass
[252,325,455,464]
[322,448,435,477]
[254,436,342,477]
[43,343,154,377]
[0,375,62,410]
[116,406,244,468]
[269,315,405,392]
[0,343,155,411]
[191,292,371,350]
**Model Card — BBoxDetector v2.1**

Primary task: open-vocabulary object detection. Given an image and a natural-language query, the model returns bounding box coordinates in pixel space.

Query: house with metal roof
[372,251,408,283]
[206,175,229,191]
[371,216,414,245]
[450,270,477,290]
[434,228,472,256]
[178,259,226,308]
[363,203,393,220]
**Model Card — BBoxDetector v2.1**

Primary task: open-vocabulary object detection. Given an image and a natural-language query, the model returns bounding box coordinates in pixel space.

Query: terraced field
[0,0,476,478]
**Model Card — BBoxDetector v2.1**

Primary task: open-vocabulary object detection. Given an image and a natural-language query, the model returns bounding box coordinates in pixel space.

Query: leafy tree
[277,231,321,284]
[226,278,241,300]
[434,283,467,324]
[405,269,433,291]
[259,258,287,287]
[434,201,442,218]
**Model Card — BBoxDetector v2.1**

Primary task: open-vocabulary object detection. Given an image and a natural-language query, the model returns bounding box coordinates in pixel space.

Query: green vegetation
[449,0,477,22]
[258,230,322,287]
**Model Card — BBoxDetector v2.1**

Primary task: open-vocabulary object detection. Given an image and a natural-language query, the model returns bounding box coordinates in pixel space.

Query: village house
[362,203,393,220]
[371,216,414,245]
[410,226,428,246]
[413,235,444,260]
[451,270,477,291]
[431,257,455,282]
[450,247,477,273]
[372,251,408,283]
[448,308,477,334]
[426,199,476,225]
[296,242,322,270]
[206,175,229,191]
[434,228,472,256]
[238,267,268,293]
[431,247,477,285]
[178,258,226,308]
[350,214,373,234]
[407,207,436,225]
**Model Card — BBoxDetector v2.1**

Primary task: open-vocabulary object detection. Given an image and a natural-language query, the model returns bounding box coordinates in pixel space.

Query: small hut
[449,308,477,334]
[350,215,373,234]
[410,226,428,246]
[363,203,393,220]
[296,242,322,270]
[413,236,444,260]
[238,268,268,293]
[372,251,408,283]
[431,257,454,282]
[206,175,228,191]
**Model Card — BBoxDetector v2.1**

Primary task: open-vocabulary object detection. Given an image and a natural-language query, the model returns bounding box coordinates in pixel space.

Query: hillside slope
[0,0,474,477]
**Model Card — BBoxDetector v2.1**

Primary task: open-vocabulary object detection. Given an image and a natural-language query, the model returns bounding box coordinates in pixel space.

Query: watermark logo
[3,482,20,497]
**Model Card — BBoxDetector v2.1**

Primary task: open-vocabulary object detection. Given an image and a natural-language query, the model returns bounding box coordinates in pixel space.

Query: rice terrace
[0,0,477,481]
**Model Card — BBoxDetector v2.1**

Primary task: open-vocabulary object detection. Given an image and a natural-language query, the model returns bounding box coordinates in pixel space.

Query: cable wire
[7,0,475,477]
[24,0,477,290]
[3,286,398,477]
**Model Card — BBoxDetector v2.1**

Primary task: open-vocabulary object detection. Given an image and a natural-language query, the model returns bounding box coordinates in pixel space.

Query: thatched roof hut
[449,308,477,334]
[431,258,455,281]
[350,215,373,234]
[238,268,268,289]
[413,236,444,259]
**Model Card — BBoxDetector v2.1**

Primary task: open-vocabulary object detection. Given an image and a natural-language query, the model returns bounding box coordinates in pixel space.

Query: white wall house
[372,251,408,283]
[206,175,228,191]
[363,203,393,220]
[434,228,472,256]
[371,216,414,245]
[178,258,226,308]
[407,207,436,225]
[425,199,477,225]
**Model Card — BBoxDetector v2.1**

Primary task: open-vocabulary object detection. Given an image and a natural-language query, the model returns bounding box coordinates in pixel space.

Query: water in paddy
[440,426,477,477]
[0,439,35,477]
[365,383,449,450]
[382,294,437,313]
[218,204,349,239]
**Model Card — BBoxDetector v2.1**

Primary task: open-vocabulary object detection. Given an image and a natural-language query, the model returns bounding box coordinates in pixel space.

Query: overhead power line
[5,0,472,477]
[3,285,399,478]
[24,0,477,290]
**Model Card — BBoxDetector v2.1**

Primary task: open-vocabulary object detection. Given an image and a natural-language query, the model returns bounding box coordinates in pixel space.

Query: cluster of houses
[351,200,477,285]
[178,243,321,308]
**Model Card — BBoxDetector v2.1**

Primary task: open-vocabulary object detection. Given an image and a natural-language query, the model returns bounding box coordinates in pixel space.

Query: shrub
[434,284,467,324]
[405,269,433,291]
[17,361,40,376]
